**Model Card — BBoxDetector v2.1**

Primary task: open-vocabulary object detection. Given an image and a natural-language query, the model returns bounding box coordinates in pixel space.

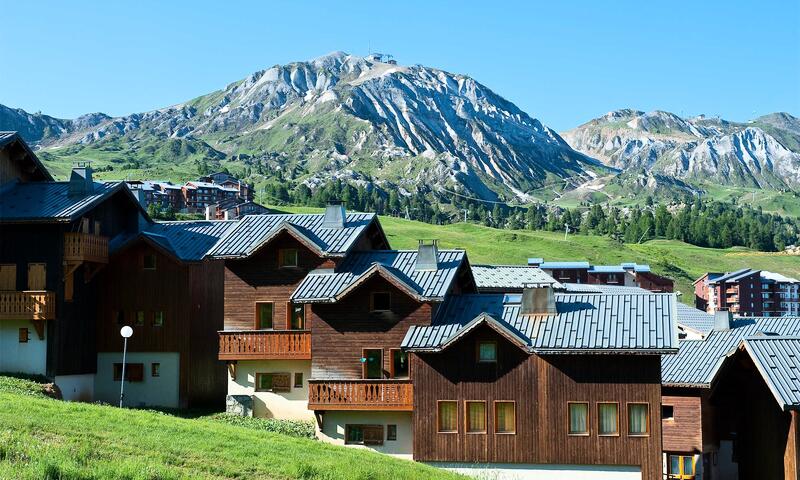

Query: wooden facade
[412,324,663,479]
[661,392,703,454]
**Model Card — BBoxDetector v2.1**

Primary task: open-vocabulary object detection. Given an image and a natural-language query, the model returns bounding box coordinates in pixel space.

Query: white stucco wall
[55,374,95,402]
[317,411,413,459]
[0,320,47,375]
[228,359,312,420]
[95,352,180,408]
[429,463,642,480]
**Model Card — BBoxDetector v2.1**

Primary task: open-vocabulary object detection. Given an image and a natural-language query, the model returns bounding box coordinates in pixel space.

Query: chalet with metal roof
[0,131,53,183]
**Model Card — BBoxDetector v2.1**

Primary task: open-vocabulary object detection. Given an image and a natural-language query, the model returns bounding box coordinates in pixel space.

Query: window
[135,311,145,327]
[255,373,290,392]
[27,263,46,291]
[18,328,29,343]
[151,363,160,377]
[278,248,298,268]
[371,292,391,312]
[628,403,649,436]
[477,341,497,363]
[387,424,397,441]
[568,402,589,435]
[598,402,620,436]
[289,304,305,330]
[256,302,273,329]
[143,254,157,270]
[390,349,409,378]
[466,401,487,433]
[494,401,516,434]
[345,425,384,445]
[94,220,101,235]
[0,264,16,290]
[114,310,124,326]
[113,363,144,382]
[662,404,675,421]
[362,349,383,379]
[438,401,458,433]
[153,311,165,327]
[668,455,695,479]
[293,372,303,388]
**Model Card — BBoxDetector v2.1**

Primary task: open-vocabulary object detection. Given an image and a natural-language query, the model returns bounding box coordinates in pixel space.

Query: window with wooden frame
[568,402,589,436]
[0,264,16,291]
[476,341,497,363]
[27,263,46,291]
[143,254,157,271]
[390,349,409,378]
[370,292,391,312]
[113,363,144,382]
[135,311,145,327]
[278,248,298,268]
[386,424,397,441]
[255,372,291,393]
[18,328,29,343]
[465,401,487,433]
[94,220,102,235]
[288,303,305,330]
[80,218,90,233]
[662,404,675,421]
[293,372,303,388]
[114,310,125,326]
[597,402,620,436]
[151,363,161,377]
[345,425,384,445]
[255,302,274,329]
[494,401,516,434]
[437,401,458,433]
[362,348,383,379]
[627,402,650,436]
[153,311,165,327]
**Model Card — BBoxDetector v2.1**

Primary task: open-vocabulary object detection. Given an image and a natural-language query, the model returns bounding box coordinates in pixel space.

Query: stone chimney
[415,240,439,271]
[68,163,94,197]
[322,200,346,228]
[714,309,732,331]
[521,286,557,316]
[205,204,217,221]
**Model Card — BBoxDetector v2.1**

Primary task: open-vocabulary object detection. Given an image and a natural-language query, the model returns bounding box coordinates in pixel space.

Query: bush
[0,373,52,398]
[206,413,316,439]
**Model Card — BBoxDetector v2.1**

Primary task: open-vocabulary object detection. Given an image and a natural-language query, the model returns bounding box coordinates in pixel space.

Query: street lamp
[119,326,133,408]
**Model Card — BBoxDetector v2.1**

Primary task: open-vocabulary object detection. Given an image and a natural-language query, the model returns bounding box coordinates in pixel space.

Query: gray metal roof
[0,181,125,223]
[589,265,626,273]
[709,268,758,284]
[471,264,562,291]
[661,317,800,387]
[402,292,679,354]
[676,303,715,335]
[562,283,650,294]
[539,261,591,269]
[144,221,239,261]
[291,250,467,302]
[207,213,378,258]
[742,337,800,410]
[0,132,54,181]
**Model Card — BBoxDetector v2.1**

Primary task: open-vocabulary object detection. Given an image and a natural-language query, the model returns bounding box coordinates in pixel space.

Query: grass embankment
[0,376,462,480]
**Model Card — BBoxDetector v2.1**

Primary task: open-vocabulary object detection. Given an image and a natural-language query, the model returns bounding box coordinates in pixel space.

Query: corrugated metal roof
[0,181,123,222]
[562,283,649,294]
[743,337,800,410]
[589,265,627,273]
[471,265,562,291]
[661,317,800,386]
[207,213,377,258]
[0,131,17,146]
[539,261,591,269]
[291,250,466,302]
[676,303,715,334]
[709,268,757,284]
[403,292,679,354]
[144,220,239,261]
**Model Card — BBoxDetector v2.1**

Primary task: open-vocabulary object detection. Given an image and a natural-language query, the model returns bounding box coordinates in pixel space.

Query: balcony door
[27,264,46,291]
[362,349,383,379]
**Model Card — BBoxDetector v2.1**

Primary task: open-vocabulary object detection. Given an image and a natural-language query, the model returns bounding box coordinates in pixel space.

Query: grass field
[0,375,462,480]
[269,205,800,301]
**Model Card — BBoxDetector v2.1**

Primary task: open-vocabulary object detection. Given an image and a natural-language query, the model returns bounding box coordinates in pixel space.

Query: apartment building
[526,258,674,292]
[694,269,800,317]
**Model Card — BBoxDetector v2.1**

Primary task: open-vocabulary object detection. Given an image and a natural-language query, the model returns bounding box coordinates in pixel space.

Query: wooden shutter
[0,264,16,290]
[127,363,144,382]
[81,218,90,233]
[272,373,291,393]
[27,263,46,291]
[363,425,384,445]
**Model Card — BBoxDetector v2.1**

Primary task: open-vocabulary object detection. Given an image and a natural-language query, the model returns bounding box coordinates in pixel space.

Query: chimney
[322,200,346,228]
[713,309,732,331]
[521,286,557,316]
[528,258,544,267]
[415,240,439,271]
[68,163,94,197]
[205,204,217,221]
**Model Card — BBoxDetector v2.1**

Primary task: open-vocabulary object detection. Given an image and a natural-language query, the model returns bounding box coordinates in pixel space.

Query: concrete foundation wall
[430,463,642,480]
[95,352,180,408]
[0,320,46,375]
[55,373,95,402]
[317,411,413,459]
[227,359,312,420]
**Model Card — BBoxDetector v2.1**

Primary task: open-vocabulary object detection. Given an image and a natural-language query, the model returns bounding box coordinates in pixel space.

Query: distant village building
[694,269,800,317]
[525,258,674,293]
[125,172,260,215]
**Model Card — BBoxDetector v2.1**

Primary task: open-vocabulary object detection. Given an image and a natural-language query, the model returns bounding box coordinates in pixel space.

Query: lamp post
[119,326,133,408]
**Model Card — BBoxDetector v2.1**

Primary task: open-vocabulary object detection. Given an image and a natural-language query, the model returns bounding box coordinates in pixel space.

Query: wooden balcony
[218,330,311,360]
[64,232,109,264]
[0,291,56,320]
[308,379,413,411]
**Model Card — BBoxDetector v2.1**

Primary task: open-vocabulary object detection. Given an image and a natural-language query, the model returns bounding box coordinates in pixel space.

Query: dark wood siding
[412,325,663,479]
[661,393,702,453]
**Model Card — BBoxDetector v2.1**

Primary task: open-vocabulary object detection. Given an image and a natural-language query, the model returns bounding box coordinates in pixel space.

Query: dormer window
[477,341,497,363]
[371,292,392,312]
[278,248,298,268]
[143,254,157,270]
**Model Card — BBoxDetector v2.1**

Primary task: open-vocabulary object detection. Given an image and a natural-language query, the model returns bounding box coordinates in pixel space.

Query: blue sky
[2,0,798,131]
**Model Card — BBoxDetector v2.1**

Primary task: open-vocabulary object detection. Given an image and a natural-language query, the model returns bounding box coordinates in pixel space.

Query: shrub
[206,413,316,439]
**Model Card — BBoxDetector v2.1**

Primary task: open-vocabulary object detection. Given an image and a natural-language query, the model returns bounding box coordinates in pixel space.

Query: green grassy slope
[0,375,462,480]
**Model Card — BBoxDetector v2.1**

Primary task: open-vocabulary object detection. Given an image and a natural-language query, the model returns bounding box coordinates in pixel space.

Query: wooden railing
[64,232,109,263]
[218,330,311,360]
[0,291,56,320]
[308,379,413,411]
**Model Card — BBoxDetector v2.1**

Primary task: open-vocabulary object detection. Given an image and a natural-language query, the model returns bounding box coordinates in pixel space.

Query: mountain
[2,52,602,201]
[561,110,800,190]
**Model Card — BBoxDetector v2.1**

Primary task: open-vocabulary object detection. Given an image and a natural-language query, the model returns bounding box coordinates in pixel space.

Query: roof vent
[415,240,439,271]
[713,309,732,331]
[68,163,94,197]
[322,200,346,228]
[521,286,557,316]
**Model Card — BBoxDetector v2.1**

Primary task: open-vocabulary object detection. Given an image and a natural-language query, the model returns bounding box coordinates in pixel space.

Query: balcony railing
[0,291,56,320]
[64,232,109,264]
[218,330,311,360]
[308,379,413,411]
